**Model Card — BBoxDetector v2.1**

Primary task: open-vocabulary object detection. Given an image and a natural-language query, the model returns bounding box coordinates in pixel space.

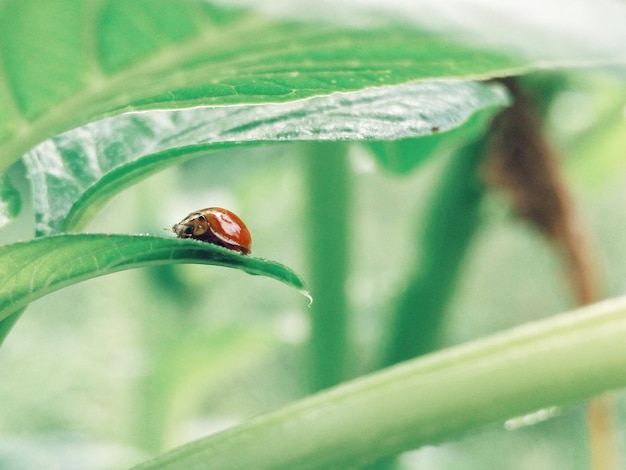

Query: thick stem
[304,142,351,392]
[132,295,626,470]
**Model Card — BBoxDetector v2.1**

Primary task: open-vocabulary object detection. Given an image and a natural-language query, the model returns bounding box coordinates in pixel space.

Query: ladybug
[172,207,252,255]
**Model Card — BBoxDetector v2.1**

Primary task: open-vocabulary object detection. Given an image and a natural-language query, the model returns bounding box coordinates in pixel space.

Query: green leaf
[22,81,510,235]
[132,295,626,469]
[0,234,308,324]
[0,0,525,173]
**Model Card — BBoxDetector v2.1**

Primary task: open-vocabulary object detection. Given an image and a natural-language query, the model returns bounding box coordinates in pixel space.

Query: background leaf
[135,327,279,453]
[247,0,626,64]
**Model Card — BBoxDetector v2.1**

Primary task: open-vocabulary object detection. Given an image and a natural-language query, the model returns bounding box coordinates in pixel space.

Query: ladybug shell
[172,207,252,255]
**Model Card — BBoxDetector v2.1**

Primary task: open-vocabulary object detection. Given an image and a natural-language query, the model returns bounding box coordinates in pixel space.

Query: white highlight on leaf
[504,406,561,431]
[0,200,10,227]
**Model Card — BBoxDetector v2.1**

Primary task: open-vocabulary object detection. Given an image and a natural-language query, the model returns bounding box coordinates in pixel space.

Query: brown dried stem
[483,77,615,470]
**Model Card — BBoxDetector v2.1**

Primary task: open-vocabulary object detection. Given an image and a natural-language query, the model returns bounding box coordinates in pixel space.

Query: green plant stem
[304,142,351,392]
[383,140,485,366]
[132,295,626,470]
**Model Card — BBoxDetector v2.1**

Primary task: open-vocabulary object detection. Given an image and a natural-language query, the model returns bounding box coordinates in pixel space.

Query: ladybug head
[172,213,210,238]
[172,223,195,237]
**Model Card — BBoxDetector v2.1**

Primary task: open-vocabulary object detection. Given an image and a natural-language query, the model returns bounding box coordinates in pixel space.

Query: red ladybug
[172,207,252,255]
